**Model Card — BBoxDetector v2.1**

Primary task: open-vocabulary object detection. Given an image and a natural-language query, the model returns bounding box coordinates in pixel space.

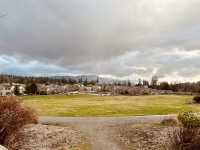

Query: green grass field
[20,94,200,117]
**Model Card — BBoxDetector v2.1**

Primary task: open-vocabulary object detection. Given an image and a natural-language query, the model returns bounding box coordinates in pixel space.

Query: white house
[18,85,26,94]
[0,83,26,96]
[12,83,26,95]
[0,83,14,96]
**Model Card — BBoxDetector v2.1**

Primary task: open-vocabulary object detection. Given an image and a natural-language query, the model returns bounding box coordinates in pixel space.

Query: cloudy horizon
[0,0,200,82]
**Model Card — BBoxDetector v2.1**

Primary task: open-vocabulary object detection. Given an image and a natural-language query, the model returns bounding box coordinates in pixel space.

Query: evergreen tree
[83,77,88,86]
[128,80,131,87]
[14,85,20,96]
[25,83,38,95]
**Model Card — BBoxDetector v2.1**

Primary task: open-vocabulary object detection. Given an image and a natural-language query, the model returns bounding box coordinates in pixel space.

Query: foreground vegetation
[20,94,200,117]
[0,97,38,145]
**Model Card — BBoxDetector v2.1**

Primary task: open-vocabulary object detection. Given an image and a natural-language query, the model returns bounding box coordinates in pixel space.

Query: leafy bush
[169,112,200,150]
[0,97,38,144]
[193,96,200,104]
[178,112,200,128]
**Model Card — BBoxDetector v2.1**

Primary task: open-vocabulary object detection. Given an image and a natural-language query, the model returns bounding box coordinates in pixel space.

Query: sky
[0,0,200,82]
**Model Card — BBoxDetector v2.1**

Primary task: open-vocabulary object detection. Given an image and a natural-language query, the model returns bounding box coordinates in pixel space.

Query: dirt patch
[39,115,177,150]
[5,124,90,150]
[79,124,122,150]
[113,124,172,150]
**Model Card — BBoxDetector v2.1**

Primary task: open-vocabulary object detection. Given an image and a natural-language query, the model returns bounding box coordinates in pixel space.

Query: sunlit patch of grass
[20,94,199,117]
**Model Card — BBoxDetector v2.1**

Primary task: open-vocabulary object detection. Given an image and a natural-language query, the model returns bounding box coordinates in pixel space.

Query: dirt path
[79,124,121,150]
[40,115,176,150]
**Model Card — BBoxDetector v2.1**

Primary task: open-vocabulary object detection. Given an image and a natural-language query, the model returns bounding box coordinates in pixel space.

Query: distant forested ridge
[0,74,78,85]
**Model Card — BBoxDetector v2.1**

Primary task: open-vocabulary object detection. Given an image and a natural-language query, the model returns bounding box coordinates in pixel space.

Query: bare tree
[151,75,158,88]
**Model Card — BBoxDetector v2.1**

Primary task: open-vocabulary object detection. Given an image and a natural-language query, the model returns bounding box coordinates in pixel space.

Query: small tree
[96,77,99,84]
[159,82,170,90]
[143,80,149,87]
[83,77,88,86]
[14,85,20,96]
[135,79,142,87]
[151,75,158,89]
[127,80,131,87]
[25,83,38,95]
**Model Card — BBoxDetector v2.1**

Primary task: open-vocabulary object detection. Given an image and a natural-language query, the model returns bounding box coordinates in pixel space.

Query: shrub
[0,97,38,144]
[193,96,200,104]
[178,112,200,128]
[169,112,200,150]
[169,127,200,150]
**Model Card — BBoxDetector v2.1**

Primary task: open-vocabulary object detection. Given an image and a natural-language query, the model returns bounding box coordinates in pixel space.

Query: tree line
[1,74,200,94]
[157,82,200,93]
[0,74,77,85]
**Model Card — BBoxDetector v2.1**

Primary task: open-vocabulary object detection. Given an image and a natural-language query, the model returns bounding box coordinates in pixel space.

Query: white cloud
[0,0,200,81]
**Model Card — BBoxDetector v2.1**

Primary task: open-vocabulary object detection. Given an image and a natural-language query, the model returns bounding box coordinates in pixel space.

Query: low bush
[193,96,200,104]
[0,97,38,144]
[169,112,200,150]
[169,127,200,150]
[178,112,200,128]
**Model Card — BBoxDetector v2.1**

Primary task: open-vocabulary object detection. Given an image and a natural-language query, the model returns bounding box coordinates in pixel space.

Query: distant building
[12,83,26,95]
[0,83,14,96]
[0,83,25,96]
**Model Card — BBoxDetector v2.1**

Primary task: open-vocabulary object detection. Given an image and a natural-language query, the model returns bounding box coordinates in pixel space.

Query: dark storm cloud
[0,0,200,80]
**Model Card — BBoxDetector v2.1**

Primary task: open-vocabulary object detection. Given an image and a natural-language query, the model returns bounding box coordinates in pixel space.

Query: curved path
[39,115,177,125]
[39,115,177,150]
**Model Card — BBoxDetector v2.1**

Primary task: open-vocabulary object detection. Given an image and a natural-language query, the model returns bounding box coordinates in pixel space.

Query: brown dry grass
[0,96,38,144]
[169,127,200,150]
[5,124,91,150]
[113,123,170,150]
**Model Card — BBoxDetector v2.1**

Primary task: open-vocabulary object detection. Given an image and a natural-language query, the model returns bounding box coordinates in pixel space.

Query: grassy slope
[20,94,199,117]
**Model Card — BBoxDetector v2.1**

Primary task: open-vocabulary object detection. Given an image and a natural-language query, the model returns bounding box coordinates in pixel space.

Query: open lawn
[20,94,200,117]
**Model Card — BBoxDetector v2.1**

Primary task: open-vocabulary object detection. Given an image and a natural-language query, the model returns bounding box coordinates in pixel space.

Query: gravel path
[40,115,177,150]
